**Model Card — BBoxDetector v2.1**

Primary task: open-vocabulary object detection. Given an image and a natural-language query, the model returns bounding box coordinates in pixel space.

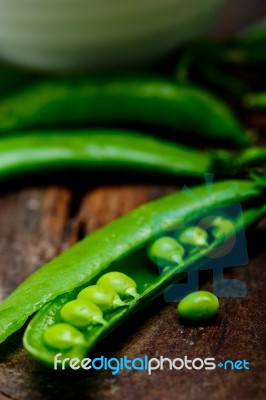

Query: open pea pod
[23,202,266,366]
[0,178,265,356]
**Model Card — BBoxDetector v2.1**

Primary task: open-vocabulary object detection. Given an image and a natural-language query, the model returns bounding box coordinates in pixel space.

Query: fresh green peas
[178,226,208,250]
[43,323,86,351]
[148,236,185,266]
[210,216,235,239]
[60,299,105,328]
[177,291,219,321]
[97,272,138,299]
[77,285,125,312]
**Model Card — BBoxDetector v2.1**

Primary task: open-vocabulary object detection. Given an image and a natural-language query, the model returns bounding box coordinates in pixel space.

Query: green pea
[77,285,125,312]
[177,291,219,321]
[97,272,138,299]
[178,226,208,249]
[60,299,105,328]
[210,216,235,239]
[43,323,85,351]
[148,236,185,266]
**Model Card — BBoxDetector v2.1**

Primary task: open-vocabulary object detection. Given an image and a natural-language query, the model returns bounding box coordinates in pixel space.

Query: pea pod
[0,130,220,180]
[0,130,265,182]
[23,199,266,366]
[0,74,249,146]
[245,92,266,110]
[0,178,265,352]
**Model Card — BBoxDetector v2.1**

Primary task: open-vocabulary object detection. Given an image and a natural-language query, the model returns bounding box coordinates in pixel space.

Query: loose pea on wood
[177,291,219,321]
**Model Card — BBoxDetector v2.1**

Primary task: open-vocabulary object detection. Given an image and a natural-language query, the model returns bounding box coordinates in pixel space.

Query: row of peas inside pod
[42,215,232,353]
[43,272,139,352]
[148,215,234,273]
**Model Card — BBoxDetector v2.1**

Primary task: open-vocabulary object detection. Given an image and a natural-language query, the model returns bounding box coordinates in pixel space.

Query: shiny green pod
[23,200,266,365]
[0,130,220,180]
[0,130,265,182]
[0,179,265,362]
[0,74,249,146]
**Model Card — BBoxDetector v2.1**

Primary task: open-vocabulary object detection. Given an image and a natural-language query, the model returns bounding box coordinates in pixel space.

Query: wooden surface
[1,2,266,399]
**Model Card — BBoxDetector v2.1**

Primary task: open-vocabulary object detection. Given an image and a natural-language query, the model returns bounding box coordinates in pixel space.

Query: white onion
[0,0,224,70]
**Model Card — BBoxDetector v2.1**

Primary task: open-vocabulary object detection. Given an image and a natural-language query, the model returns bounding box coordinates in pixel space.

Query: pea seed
[60,299,105,328]
[97,272,138,299]
[177,291,219,321]
[77,285,125,312]
[210,216,235,239]
[148,236,185,266]
[178,226,208,249]
[43,323,85,351]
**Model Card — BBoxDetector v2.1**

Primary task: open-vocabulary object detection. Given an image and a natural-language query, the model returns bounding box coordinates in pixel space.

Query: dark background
[213,0,266,35]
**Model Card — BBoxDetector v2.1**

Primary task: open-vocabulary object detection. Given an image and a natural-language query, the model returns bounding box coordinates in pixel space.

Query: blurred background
[213,0,266,35]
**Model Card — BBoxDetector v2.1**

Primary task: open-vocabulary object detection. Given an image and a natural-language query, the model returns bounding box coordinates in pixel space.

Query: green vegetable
[208,216,235,239]
[178,226,209,250]
[60,300,106,328]
[0,130,220,180]
[177,291,219,320]
[23,199,266,366]
[0,179,265,364]
[148,237,185,266]
[0,130,265,182]
[77,285,125,312]
[43,323,86,351]
[97,272,138,299]
[0,74,249,146]
[245,92,266,109]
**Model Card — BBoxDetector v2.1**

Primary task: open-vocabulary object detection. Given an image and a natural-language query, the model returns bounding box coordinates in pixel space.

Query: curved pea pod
[0,74,249,146]
[0,130,227,181]
[22,200,266,366]
[0,179,265,359]
[0,130,265,183]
